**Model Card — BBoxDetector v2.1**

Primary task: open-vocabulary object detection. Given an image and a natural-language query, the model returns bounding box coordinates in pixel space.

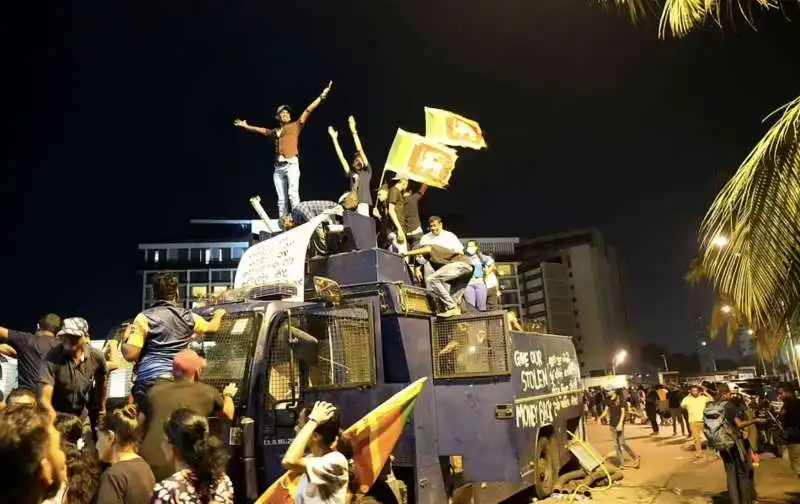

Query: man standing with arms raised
[234,81,333,219]
[0,314,62,393]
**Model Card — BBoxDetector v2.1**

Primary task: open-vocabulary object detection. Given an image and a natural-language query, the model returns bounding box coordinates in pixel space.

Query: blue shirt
[135,301,196,384]
[467,253,494,279]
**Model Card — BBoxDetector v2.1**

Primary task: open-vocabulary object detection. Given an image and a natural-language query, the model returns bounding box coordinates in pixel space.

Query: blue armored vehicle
[187,212,584,503]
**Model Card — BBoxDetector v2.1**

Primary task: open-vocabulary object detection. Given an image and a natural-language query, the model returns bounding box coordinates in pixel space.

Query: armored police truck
[173,212,584,503]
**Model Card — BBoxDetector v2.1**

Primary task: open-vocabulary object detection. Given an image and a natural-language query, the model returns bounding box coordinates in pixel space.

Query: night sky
[3,1,799,356]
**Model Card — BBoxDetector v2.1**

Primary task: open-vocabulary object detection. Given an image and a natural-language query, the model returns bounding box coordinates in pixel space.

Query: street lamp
[660,354,670,372]
[611,349,627,375]
[720,304,733,314]
[712,235,729,248]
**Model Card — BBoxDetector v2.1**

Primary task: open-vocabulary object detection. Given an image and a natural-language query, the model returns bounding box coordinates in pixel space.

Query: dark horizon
[3,1,799,358]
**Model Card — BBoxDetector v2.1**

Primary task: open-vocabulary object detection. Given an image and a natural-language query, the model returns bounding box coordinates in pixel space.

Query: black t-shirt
[606,398,624,427]
[351,164,373,206]
[782,397,800,444]
[426,244,472,269]
[41,345,108,415]
[6,330,60,392]
[387,186,405,232]
[139,380,225,482]
[403,192,423,233]
[94,457,155,504]
[668,389,685,409]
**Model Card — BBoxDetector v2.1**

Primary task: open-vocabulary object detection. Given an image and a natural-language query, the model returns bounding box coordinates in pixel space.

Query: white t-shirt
[420,230,464,254]
[295,451,349,504]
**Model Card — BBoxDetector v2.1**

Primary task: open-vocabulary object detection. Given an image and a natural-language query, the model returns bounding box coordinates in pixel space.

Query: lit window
[204,249,211,265]
[191,286,208,299]
[154,250,160,263]
[213,285,228,294]
[497,264,512,277]
[218,249,223,262]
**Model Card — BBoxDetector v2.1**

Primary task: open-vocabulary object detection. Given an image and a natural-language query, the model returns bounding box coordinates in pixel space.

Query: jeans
[646,406,659,433]
[465,282,488,311]
[670,408,687,435]
[273,158,301,218]
[426,262,474,311]
[721,445,755,504]
[610,427,637,465]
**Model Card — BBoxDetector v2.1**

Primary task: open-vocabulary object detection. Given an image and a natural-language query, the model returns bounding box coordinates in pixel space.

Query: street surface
[558,421,800,504]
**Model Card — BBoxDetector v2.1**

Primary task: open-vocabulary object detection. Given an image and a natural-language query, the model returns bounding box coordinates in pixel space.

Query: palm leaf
[657,0,778,38]
[699,95,800,329]
[593,0,658,22]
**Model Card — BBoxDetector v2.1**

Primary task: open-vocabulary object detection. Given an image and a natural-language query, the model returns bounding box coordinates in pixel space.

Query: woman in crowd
[151,408,233,504]
[50,413,102,504]
[463,240,494,312]
[282,401,356,504]
[95,405,155,503]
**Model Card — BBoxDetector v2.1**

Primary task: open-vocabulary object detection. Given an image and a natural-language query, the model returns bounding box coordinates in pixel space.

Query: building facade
[515,229,634,377]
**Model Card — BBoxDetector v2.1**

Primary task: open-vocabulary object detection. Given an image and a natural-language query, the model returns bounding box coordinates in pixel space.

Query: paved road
[563,421,800,504]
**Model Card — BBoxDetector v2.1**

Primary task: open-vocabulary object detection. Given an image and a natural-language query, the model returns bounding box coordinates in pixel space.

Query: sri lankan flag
[255,377,428,504]
[424,107,487,150]
[385,129,458,189]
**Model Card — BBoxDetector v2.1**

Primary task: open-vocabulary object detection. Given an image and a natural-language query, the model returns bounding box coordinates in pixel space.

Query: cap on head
[173,349,207,378]
[57,317,89,339]
[276,105,292,116]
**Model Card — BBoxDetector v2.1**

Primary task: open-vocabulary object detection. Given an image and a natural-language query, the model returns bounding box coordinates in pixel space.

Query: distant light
[795,344,800,355]
[701,341,708,347]
[712,235,729,248]
[204,249,211,265]
[747,329,754,336]
[154,250,160,264]
[720,305,732,314]
[468,346,477,354]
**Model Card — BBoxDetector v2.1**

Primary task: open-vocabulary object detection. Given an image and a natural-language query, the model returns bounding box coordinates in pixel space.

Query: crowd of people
[234,84,505,318]
[587,381,800,504]
[0,278,360,504]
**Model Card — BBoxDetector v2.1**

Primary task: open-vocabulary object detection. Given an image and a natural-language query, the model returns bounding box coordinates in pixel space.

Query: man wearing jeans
[404,244,473,317]
[234,81,333,218]
[599,388,640,469]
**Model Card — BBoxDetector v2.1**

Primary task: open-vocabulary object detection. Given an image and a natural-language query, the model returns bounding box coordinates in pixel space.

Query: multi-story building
[515,229,634,377]
[138,220,265,309]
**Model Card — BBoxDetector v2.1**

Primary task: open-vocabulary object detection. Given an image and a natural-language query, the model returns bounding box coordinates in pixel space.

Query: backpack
[703,400,737,451]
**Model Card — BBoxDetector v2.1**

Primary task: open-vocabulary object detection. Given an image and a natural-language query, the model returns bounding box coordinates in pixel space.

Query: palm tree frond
[685,257,706,285]
[593,0,655,22]
[658,0,779,39]
[699,95,800,328]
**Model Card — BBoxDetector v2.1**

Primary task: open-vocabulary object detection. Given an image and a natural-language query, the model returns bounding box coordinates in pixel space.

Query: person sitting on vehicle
[282,401,357,504]
[403,244,474,318]
[122,271,225,408]
[419,216,463,254]
[279,200,341,230]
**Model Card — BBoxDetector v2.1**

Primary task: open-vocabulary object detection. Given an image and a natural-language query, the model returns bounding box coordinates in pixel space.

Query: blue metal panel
[433,379,521,482]
[308,248,412,285]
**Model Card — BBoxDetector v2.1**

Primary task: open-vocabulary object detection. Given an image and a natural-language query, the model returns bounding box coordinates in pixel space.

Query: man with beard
[234,81,333,219]
[0,313,62,393]
[40,317,108,436]
[0,406,67,504]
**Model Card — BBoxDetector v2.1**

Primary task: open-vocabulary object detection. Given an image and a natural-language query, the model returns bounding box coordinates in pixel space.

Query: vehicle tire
[533,436,555,499]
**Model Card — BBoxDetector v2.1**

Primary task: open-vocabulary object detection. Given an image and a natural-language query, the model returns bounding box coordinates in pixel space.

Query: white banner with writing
[234,213,330,301]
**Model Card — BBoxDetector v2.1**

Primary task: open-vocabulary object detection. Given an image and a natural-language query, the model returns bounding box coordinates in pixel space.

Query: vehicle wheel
[533,436,555,499]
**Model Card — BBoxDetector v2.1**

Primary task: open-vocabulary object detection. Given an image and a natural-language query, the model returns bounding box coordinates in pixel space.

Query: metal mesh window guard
[432,313,510,379]
[290,304,375,390]
[192,311,259,405]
